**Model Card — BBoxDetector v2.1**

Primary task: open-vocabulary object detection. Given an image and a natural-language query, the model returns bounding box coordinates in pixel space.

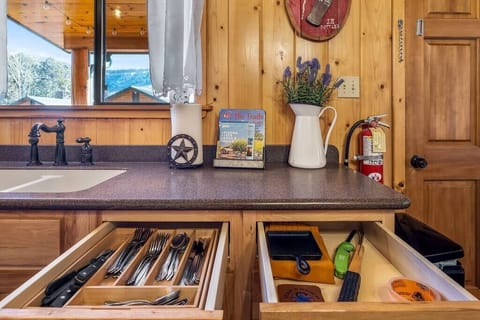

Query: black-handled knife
[75,249,114,284]
[44,270,76,296]
[42,249,114,307]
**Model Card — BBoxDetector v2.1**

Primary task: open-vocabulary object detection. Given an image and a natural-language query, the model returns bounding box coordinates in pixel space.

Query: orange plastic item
[388,278,441,302]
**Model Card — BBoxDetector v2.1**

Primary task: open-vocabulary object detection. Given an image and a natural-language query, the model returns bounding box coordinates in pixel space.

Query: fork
[105,228,152,277]
[126,232,170,286]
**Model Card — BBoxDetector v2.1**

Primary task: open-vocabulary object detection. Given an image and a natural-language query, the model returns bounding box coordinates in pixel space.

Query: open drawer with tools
[257,221,479,320]
[0,221,228,320]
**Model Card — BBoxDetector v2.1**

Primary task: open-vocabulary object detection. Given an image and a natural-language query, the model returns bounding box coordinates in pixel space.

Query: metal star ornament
[172,138,193,161]
[166,134,199,169]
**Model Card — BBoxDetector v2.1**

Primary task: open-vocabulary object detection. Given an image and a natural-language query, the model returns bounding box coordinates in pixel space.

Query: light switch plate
[337,76,360,98]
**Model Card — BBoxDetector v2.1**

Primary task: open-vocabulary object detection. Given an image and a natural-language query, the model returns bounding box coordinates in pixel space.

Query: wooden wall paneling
[205,0,229,145]
[0,119,24,144]
[359,0,393,185]
[261,0,295,145]
[228,0,262,108]
[425,181,477,288]
[328,0,362,164]
[95,119,131,144]
[62,118,97,145]
[392,0,407,195]
[129,119,168,145]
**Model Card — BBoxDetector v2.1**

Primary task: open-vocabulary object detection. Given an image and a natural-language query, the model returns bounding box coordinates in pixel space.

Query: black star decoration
[172,139,193,162]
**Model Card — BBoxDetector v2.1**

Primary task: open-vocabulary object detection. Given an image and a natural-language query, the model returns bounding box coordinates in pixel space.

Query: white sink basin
[0,169,126,193]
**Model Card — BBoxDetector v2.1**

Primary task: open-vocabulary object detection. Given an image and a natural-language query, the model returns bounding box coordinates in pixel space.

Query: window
[5,0,166,106]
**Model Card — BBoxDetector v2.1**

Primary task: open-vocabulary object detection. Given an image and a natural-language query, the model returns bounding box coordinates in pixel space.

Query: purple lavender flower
[333,78,345,88]
[309,58,320,84]
[321,63,332,86]
[296,56,309,78]
[282,56,341,107]
[283,66,292,80]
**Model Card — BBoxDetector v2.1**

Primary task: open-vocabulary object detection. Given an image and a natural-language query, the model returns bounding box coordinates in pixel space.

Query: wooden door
[406,0,480,296]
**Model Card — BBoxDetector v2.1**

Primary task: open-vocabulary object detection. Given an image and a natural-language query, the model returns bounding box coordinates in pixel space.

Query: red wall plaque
[286,0,351,41]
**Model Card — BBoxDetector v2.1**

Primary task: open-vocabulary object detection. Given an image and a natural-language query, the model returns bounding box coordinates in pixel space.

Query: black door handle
[411,155,428,169]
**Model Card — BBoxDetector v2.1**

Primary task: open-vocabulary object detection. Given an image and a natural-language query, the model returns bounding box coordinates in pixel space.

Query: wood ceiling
[7,0,148,51]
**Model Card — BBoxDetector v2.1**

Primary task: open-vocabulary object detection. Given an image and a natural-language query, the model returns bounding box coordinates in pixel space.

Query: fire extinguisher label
[362,136,383,165]
[370,128,386,153]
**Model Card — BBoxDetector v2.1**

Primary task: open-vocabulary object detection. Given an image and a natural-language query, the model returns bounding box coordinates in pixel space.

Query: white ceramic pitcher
[288,104,337,169]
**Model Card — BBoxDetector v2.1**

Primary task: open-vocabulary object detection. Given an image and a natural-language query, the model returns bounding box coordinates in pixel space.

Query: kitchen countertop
[0,162,410,211]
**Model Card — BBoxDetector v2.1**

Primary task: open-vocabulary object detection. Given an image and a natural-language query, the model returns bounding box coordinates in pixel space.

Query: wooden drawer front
[0,222,227,319]
[0,269,38,299]
[0,219,61,266]
[258,222,479,319]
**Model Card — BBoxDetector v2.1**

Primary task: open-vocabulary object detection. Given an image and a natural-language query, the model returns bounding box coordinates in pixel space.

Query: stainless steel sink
[0,169,126,193]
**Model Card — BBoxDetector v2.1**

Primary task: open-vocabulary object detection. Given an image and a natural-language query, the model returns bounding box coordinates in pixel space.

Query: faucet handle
[76,137,94,165]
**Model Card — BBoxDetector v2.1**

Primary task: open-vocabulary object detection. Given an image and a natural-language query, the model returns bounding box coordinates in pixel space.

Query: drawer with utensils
[0,221,228,319]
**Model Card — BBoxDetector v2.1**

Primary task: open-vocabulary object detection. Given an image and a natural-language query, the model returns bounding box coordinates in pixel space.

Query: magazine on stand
[214,109,266,168]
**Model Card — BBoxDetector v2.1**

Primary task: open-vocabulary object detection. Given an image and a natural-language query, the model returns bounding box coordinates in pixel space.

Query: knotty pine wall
[0,0,406,189]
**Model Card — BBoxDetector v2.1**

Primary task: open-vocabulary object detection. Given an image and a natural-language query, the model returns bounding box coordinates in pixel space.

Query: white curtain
[148,0,204,104]
[0,0,6,102]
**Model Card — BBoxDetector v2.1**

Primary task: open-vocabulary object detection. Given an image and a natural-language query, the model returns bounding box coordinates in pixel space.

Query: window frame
[94,0,165,106]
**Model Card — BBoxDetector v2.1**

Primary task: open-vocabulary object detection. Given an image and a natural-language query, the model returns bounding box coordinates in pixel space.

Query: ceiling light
[112,28,118,36]
[43,0,50,10]
[65,17,72,26]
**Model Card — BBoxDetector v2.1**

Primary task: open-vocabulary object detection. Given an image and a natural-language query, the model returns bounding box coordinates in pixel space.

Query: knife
[337,230,364,301]
[75,249,114,284]
[306,0,333,26]
[42,249,114,307]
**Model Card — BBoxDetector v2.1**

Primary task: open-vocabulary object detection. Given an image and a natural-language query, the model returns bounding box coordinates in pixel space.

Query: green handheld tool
[333,230,357,279]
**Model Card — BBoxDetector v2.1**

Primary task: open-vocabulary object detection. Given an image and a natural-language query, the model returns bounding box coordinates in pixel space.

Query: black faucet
[27,120,68,166]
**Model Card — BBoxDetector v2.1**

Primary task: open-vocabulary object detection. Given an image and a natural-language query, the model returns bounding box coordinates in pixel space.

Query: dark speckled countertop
[0,161,410,211]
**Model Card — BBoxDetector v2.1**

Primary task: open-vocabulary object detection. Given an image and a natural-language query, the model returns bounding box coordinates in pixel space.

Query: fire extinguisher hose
[343,119,366,168]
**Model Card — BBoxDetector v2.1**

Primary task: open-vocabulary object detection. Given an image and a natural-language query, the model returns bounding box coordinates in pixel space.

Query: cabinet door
[0,219,61,298]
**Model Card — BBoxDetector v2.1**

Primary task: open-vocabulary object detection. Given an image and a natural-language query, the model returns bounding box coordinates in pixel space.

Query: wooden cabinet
[1,209,479,320]
[0,211,98,299]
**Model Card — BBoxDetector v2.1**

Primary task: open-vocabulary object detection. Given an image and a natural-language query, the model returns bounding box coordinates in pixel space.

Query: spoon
[156,232,189,281]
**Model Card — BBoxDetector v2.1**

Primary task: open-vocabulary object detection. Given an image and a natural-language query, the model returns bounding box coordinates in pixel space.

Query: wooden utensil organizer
[23,225,219,309]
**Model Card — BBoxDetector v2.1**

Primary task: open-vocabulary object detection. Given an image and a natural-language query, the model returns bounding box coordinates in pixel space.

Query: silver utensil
[126,232,170,286]
[181,238,210,285]
[105,228,152,277]
[105,290,181,306]
[156,232,189,281]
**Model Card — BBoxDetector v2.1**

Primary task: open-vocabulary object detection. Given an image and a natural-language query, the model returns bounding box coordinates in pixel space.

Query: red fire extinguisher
[344,114,390,183]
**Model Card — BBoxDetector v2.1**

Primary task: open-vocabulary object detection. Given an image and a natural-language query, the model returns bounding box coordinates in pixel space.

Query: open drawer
[257,221,480,320]
[0,221,228,319]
